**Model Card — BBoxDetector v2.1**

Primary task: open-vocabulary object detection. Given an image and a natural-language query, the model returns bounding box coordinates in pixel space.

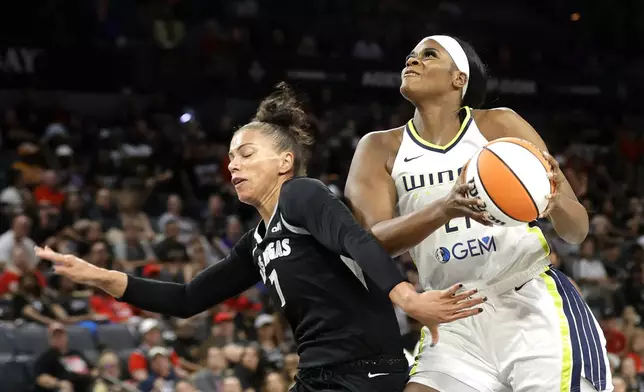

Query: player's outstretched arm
[345,132,490,257]
[34,233,260,319]
[279,177,484,343]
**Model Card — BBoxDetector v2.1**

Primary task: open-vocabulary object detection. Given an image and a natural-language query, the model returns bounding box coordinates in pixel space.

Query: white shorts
[409,268,613,392]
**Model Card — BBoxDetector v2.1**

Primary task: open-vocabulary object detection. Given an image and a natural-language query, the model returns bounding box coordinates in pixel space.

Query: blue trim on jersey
[547,269,607,391]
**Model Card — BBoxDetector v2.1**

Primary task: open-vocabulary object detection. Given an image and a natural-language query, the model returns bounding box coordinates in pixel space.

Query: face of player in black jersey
[228,128,295,206]
[400,38,468,103]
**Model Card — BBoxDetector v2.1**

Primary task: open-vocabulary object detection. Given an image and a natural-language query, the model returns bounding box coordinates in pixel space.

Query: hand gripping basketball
[407,283,486,346]
[538,151,563,219]
[35,246,102,286]
[440,167,492,226]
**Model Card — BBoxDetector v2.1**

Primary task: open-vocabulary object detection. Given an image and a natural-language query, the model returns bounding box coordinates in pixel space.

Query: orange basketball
[463,137,555,226]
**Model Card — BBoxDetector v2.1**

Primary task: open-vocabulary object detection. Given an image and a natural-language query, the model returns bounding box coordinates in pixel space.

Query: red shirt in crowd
[33,185,65,207]
[89,294,135,323]
[0,269,46,296]
[128,347,180,375]
[604,328,627,355]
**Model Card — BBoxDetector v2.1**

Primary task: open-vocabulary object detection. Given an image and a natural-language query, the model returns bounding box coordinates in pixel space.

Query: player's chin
[399,80,421,100]
[234,186,257,206]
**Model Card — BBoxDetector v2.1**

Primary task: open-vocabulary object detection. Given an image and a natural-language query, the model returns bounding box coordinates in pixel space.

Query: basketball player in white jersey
[345,35,613,392]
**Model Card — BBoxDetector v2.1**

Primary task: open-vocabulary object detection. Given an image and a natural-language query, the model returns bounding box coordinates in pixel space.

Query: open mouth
[404,70,420,76]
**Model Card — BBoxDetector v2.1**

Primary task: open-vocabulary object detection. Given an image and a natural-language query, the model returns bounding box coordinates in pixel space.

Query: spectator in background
[34,323,94,392]
[33,200,63,244]
[176,380,199,392]
[0,245,44,295]
[234,345,262,391]
[212,215,243,257]
[54,275,107,325]
[263,371,288,392]
[603,312,628,356]
[254,314,285,370]
[617,355,644,390]
[89,285,135,324]
[12,271,66,325]
[221,376,243,392]
[154,219,189,280]
[203,194,228,240]
[193,346,228,392]
[158,194,196,245]
[87,240,115,270]
[572,236,610,300]
[114,221,156,275]
[12,142,45,187]
[612,376,626,392]
[59,191,91,229]
[34,170,65,208]
[91,188,121,232]
[138,347,180,392]
[202,312,238,348]
[0,168,28,214]
[282,353,299,384]
[92,350,128,392]
[129,318,182,383]
[0,214,37,265]
[118,190,156,242]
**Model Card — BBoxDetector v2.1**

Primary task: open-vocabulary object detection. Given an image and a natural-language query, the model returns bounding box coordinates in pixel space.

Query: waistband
[298,356,409,377]
[467,259,551,296]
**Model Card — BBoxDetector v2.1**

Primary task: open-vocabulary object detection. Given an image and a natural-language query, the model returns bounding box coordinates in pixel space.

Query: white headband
[426,35,470,98]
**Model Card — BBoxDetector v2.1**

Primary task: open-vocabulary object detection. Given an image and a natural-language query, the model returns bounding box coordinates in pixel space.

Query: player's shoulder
[472,107,532,139]
[472,107,519,125]
[280,177,331,203]
[357,126,405,153]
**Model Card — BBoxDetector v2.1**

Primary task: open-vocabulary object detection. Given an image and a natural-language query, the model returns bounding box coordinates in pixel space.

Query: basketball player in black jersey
[35,83,484,392]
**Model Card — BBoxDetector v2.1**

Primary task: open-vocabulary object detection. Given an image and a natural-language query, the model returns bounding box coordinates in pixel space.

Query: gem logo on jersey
[435,236,497,263]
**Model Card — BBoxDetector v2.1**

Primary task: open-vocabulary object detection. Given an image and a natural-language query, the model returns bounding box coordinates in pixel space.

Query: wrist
[389,282,418,313]
[432,197,451,223]
[92,267,111,286]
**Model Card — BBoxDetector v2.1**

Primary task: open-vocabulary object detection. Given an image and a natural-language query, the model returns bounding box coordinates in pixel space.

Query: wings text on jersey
[401,166,465,193]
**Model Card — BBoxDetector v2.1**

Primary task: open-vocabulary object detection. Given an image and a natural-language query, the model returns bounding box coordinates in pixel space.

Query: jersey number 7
[269,270,287,307]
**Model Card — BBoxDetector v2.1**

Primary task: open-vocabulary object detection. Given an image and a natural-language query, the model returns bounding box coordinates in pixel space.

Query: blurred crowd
[0,0,644,391]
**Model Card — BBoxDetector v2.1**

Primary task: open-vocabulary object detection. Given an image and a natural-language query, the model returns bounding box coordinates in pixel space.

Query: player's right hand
[440,177,493,226]
[406,283,485,347]
[35,246,102,286]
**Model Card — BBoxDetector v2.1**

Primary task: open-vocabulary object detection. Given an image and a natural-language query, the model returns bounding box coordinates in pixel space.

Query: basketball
[463,137,555,226]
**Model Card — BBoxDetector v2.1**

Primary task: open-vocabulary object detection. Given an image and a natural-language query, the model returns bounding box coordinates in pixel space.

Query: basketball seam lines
[475,149,514,220]
[507,141,555,194]
[481,146,539,221]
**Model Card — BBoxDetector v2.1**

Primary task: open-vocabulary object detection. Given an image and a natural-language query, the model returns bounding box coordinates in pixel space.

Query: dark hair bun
[254,82,313,147]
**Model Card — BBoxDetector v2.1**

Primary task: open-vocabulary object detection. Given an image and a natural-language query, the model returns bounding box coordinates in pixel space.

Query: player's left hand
[539,151,563,219]
[406,284,485,347]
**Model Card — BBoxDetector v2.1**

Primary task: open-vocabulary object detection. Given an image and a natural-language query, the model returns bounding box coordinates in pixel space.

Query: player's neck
[412,102,462,145]
[256,181,284,225]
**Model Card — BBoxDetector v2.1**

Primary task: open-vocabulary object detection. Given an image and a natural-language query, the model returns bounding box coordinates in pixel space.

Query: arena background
[0,0,643,391]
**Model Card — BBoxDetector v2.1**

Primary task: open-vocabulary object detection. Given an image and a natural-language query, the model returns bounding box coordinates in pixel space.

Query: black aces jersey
[247,177,405,367]
[121,177,406,369]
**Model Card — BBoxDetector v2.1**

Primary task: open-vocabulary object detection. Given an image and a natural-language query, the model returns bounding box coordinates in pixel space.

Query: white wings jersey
[391,107,551,291]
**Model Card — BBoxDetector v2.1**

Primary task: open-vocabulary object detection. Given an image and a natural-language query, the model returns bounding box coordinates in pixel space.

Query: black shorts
[291,357,409,392]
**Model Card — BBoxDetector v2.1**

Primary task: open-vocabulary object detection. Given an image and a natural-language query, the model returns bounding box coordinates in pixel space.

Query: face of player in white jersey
[400,37,468,104]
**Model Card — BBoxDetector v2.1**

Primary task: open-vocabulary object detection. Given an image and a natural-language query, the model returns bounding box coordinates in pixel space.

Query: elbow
[559,217,589,245]
[565,225,589,245]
